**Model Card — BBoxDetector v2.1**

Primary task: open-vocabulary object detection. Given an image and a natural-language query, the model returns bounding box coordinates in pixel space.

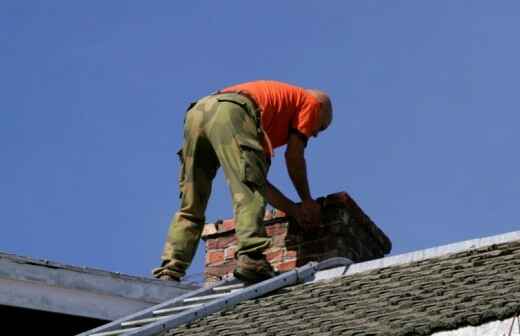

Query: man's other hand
[287,203,306,228]
[301,199,321,229]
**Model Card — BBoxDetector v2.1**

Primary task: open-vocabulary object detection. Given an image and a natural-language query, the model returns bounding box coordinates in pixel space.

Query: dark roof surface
[164,237,520,336]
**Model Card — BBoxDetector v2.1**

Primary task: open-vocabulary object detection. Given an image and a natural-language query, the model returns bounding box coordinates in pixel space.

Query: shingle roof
[164,233,520,336]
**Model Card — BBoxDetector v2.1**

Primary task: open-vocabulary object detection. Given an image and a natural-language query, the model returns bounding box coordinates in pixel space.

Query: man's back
[222,80,321,149]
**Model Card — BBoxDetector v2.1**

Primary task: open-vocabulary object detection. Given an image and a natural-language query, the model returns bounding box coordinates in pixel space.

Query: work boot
[158,274,181,282]
[152,260,183,282]
[233,253,277,284]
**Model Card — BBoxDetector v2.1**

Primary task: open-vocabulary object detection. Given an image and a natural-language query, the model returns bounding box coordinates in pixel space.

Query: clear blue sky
[2,2,519,283]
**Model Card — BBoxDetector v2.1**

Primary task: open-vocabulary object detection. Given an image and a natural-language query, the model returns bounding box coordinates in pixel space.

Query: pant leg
[157,99,219,277]
[205,96,271,256]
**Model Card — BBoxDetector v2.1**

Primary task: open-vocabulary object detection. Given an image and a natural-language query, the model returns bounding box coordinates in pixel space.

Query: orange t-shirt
[221,80,321,153]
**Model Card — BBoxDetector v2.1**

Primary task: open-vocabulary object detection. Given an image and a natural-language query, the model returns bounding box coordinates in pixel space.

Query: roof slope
[164,234,520,336]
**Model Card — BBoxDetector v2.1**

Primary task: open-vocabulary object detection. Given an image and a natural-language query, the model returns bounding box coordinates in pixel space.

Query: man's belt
[212,90,274,157]
[215,90,259,113]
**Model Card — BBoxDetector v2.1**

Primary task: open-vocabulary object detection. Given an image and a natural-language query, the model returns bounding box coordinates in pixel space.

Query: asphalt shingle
[164,240,520,336]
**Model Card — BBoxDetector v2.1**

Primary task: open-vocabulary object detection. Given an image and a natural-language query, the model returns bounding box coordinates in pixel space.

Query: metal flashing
[345,230,520,276]
[306,230,520,283]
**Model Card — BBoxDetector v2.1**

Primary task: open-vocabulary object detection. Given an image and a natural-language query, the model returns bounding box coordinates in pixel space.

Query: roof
[164,231,520,336]
[0,251,197,321]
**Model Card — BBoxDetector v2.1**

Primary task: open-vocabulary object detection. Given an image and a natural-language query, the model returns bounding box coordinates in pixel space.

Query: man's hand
[264,182,313,230]
[301,199,321,229]
[286,202,306,228]
[264,181,302,224]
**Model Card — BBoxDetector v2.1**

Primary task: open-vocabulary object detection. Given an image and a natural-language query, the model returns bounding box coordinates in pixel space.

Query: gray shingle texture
[163,240,520,336]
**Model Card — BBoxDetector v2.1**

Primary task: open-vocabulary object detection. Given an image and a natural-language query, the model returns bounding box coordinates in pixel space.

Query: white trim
[0,252,197,320]
[310,230,520,282]
[432,316,520,336]
[0,277,151,321]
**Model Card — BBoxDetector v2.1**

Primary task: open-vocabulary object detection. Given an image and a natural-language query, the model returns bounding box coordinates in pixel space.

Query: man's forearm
[264,181,297,216]
[286,155,312,201]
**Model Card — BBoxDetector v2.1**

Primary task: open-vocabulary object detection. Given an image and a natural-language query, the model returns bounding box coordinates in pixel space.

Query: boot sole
[233,268,276,284]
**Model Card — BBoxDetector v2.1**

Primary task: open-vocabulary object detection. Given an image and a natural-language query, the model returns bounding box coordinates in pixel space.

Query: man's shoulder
[222,80,306,95]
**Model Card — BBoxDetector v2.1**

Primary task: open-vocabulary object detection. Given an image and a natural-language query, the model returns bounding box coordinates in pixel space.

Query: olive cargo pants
[154,93,271,279]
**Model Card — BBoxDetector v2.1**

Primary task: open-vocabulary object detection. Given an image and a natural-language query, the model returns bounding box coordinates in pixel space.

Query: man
[153,80,333,283]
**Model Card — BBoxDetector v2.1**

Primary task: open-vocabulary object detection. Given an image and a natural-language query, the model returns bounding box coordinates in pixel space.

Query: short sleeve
[290,95,321,139]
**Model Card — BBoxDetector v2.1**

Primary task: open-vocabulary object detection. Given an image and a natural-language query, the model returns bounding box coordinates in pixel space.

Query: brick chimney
[201,191,392,283]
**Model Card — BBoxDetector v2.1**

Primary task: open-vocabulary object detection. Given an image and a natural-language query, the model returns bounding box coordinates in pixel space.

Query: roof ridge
[311,230,520,282]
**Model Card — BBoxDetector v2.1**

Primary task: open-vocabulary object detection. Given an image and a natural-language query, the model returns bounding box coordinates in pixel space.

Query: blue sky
[1,1,519,283]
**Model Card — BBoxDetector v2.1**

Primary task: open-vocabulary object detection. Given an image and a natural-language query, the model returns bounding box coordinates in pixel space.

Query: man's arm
[285,133,321,227]
[285,132,312,201]
[263,181,302,224]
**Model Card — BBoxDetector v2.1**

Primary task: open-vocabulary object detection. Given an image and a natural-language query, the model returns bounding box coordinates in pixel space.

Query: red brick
[271,234,286,247]
[206,239,218,250]
[205,261,236,277]
[206,250,224,265]
[265,248,284,262]
[203,191,391,283]
[201,222,219,237]
[266,223,287,236]
[263,209,274,220]
[224,246,236,259]
[265,223,276,236]
[274,209,287,218]
[216,235,237,249]
[269,261,281,269]
[276,259,297,272]
[222,219,235,231]
[285,250,298,259]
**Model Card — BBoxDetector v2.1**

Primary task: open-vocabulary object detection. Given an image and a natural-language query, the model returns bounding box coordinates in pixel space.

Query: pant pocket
[239,144,269,188]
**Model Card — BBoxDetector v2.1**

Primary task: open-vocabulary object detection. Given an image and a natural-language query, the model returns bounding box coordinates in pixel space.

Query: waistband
[212,91,274,157]
[213,90,260,113]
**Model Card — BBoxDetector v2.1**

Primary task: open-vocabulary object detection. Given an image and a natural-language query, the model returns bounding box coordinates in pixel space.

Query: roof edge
[0,251,195,289]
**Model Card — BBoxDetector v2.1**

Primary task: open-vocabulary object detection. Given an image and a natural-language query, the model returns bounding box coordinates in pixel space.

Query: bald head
[307,89,333,136]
